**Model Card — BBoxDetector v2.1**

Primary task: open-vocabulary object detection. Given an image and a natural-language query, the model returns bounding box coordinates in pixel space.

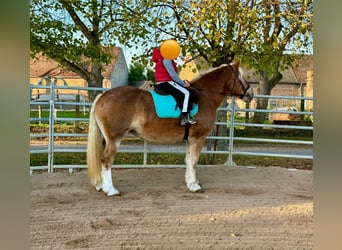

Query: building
[30,47,129,101]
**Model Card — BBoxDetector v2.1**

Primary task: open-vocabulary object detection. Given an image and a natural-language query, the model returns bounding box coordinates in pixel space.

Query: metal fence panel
[30,79,313,173]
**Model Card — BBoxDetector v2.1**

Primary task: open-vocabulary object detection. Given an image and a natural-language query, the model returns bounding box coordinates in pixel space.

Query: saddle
[150,84,199,118]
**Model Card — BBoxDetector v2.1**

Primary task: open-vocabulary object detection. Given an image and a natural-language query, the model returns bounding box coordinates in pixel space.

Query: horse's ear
[230,60,240,69]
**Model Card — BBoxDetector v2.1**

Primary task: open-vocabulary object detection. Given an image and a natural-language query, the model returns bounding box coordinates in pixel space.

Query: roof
[30,47,123,78]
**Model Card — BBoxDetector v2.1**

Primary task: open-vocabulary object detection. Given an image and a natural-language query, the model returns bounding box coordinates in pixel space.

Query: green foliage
[128,59,156,83]
[30,0,134,100]
[119,0,313,70]
[30,0,113,68]
[128,62,146,83]
[30,0,313,79]
[30,0,313,77]
[146,68,155,82]
[30,0,313,110]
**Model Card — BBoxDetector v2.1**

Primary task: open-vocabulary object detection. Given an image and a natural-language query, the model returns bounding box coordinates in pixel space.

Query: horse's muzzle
[242,87,254,103]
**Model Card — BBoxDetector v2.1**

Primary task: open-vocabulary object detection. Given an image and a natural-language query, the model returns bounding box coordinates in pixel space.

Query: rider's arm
[162,59,185,86]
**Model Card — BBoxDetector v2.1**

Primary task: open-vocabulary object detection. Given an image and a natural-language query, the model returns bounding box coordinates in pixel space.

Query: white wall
[110,48,129,88]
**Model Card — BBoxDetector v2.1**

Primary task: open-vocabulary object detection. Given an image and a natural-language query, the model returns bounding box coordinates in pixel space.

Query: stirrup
[188,116,197,124]
[180,114,196,125]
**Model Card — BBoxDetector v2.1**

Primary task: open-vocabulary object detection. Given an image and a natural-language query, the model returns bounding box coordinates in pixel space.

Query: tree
[120,0,313,123]
[128,61,145,84]
[146,68,155,82]
[241,0,313,123]
[119,0,243,66]
[30,0,139,101]
[128,61,156,85]
[31,0,313,115]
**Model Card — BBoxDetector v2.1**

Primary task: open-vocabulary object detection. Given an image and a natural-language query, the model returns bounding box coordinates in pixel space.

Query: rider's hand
[184,80,190,87]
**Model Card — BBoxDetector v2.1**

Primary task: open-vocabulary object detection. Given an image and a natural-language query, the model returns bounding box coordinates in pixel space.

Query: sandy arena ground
[30,166,313,249]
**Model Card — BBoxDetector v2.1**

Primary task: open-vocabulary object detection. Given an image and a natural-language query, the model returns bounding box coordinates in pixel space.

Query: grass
[30,110,90,124]
[30,152,312,170]
[31,110,89,118]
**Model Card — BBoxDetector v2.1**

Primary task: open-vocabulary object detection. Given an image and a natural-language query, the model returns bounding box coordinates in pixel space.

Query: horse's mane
[190,63,246,85]
[190,64,229,83]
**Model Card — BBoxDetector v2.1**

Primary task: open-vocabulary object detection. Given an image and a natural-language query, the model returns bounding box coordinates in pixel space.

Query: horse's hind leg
[100,138,121,196]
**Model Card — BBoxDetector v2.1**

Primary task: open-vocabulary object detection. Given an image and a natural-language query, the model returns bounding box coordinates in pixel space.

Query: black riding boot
[180,112,197,126]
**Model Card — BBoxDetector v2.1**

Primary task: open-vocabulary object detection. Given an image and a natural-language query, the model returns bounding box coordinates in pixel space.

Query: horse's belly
[129,103,190,144]
[132,122,185,144]
[137,129,184,144]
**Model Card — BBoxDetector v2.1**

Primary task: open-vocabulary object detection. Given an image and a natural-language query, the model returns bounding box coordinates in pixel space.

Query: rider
[152,45,197,126]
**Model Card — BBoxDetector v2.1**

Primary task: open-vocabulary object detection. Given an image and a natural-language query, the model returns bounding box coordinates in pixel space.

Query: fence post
[47,79,56,173]
[30,85,32,101]
[75,94,80,128]
[227,97,236,166]
[38,105,42,125]
[143,141,148,166]
[245,102,250,123]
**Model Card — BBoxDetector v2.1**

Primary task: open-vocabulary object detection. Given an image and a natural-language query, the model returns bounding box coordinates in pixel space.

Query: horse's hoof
[102,186,109,194]
[188,182,202,193]
[106,187,120,196]
[95,184,102,192]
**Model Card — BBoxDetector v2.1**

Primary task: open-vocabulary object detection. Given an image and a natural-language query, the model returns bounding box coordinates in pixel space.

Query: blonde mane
[191,63,246,84]
[191,64,229,82]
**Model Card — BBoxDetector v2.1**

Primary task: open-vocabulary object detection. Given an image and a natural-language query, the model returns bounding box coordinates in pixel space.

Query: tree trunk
[87,63,104,102]
[252,71,271,124]
[252,70,283,124]
[216,96,229,150]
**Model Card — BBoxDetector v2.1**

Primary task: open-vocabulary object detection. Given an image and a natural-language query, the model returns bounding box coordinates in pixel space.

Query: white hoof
[188,182,202,192]
[102,185,110,194]
[106,186,120,196]
[95,183,103,192]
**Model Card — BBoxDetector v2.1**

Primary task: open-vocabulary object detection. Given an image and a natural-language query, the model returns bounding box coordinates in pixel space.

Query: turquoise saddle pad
[150,90,199,118]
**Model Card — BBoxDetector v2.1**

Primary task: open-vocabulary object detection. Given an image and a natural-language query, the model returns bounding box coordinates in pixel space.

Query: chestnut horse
[87,61,253,196]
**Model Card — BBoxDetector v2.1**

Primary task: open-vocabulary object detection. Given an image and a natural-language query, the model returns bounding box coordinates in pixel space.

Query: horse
[87,60,253,196]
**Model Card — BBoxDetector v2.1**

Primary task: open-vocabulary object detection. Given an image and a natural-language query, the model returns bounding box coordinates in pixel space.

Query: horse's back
[101,85,148,100]
[93,86,152,132]
[97,86,152,110]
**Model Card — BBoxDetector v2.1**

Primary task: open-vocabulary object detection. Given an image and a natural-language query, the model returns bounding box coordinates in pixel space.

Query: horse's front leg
[185,138,204,192]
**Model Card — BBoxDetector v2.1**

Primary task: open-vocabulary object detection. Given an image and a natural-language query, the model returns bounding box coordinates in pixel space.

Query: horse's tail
[87,94,104,187]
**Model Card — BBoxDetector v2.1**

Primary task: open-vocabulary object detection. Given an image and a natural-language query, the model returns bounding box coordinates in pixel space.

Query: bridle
[227,64,251,99]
